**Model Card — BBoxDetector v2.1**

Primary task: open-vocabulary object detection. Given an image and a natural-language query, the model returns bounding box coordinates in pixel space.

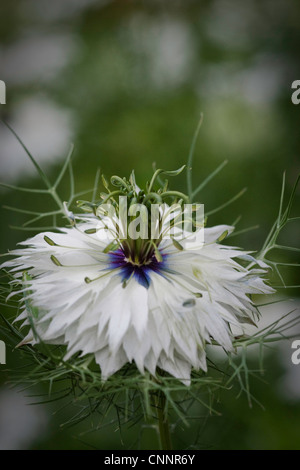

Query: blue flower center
[109,248,166,288]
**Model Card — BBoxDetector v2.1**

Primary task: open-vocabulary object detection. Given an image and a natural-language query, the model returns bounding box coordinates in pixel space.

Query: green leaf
[192,160,228,201]
[186,113,204,200]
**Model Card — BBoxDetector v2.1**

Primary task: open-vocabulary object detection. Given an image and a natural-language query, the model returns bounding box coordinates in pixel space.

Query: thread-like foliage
[0,121,299,448]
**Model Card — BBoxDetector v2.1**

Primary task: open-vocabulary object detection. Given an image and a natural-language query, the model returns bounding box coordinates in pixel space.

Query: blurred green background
[0,0,299,449]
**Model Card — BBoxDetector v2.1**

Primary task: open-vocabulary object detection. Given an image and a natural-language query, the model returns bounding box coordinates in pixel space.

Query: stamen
[182,299,196,307]
[171,236,184,251]
[44,236,57,246]
[50,255,62,266]
[108,246,166,289]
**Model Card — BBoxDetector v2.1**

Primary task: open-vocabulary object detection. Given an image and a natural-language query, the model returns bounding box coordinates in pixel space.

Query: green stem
[187,113,203,201]
[154,391,173,450]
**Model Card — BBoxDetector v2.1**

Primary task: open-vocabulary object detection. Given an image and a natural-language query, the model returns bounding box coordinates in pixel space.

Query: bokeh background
[0,0,299,449]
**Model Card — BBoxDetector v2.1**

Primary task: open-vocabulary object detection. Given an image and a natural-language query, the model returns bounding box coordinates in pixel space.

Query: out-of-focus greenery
[0,0,299,449]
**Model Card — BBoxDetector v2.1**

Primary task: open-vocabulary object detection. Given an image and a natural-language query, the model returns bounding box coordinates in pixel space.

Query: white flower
[2,205,273,384]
